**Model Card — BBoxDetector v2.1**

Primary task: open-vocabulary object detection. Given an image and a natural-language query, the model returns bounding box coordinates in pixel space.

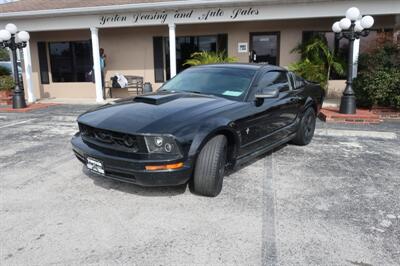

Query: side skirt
[234,132,296,168]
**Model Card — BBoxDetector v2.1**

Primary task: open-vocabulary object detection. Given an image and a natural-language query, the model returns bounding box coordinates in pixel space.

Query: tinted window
[250,33,279,65]
[37,42,49,84]
[294,74,306,89]
[49,41,92,82]
[161,67,256,101]
[288,72,295,90]
[163,34,228,80]
[153,37,165,83]
[258,71,288,89]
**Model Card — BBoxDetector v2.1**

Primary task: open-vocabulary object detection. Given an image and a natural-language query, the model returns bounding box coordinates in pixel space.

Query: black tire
[292,107,316,146]
[192,135,227,197]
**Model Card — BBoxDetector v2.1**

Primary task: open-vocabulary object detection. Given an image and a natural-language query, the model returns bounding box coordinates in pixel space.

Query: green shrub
[357,44,400,73]
[353,69,400,109]
[0,65,11,76]
[353,43,400,108]
[0,75,14,91]
[184,51,238,66]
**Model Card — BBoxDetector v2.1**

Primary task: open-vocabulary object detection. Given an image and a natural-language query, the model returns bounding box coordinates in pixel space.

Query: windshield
[160,67,256,101]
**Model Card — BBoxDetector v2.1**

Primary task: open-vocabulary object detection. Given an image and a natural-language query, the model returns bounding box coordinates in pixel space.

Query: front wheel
[292,107,316,146]
[192,135,227,197]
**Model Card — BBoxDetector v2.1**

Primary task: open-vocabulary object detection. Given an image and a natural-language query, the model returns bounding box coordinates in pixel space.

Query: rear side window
[294,74,306,89]
[258,71,289,91]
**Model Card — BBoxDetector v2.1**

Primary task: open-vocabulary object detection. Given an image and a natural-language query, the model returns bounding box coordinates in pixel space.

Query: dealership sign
[99,7,260,26]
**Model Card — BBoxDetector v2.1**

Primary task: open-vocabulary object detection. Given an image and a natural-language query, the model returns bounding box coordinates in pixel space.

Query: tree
[184,51,237,66]
[289,36,344,90]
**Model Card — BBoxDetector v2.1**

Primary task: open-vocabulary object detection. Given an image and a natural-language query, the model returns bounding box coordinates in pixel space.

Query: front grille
[79,123,143,153]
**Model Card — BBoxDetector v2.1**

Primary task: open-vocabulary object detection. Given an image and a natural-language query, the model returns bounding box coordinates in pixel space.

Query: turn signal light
[145,162,184,171]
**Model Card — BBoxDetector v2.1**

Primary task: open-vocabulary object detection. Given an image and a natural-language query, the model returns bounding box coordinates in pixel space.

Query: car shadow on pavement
[227,143,288,175]
[81,143,288,197]
[82,167,187,197]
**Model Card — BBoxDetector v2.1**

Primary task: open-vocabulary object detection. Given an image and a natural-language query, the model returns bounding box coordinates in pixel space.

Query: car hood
[78,92,237,135]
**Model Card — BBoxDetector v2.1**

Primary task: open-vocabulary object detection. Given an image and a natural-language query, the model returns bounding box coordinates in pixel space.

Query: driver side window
[258,71,289,92]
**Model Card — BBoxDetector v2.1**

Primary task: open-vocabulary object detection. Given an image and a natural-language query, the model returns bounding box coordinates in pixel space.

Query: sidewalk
[322,98,340,108]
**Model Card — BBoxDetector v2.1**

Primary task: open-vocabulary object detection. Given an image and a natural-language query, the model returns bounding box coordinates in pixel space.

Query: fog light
[145,162,184,171]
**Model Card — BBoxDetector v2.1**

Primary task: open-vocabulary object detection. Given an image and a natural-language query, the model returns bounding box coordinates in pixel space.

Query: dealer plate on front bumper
[86,157,105,175]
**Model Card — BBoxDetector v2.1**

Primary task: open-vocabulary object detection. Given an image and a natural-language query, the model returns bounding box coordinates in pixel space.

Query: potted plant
[289,36,345,91]
[184,50,238,66]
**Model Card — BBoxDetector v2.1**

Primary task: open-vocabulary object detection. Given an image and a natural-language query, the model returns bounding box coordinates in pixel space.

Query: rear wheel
[192,135,227,197]
[292,107,316,146]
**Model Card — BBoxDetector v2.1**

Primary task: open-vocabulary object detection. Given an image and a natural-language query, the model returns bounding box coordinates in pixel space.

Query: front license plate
[86,157,105,175]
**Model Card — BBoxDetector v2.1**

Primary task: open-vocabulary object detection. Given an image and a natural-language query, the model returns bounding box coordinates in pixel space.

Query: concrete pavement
[0,105,399,265]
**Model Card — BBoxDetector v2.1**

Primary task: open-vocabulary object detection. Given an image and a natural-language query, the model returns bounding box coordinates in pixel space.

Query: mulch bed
[319,108,381,124]
[319,107,400,124]
[0,103,60,113]
[371,107,400,120]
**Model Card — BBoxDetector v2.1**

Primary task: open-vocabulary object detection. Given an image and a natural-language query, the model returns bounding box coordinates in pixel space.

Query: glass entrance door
[249,32,280,65]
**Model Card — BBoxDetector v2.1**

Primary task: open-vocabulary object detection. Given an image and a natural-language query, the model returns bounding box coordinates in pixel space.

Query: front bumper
[71,134,193,187]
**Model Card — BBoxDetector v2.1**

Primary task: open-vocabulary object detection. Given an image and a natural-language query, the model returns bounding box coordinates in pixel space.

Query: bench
[104,75,144,98]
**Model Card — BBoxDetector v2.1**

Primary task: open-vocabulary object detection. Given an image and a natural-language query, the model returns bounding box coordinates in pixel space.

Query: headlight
[144,135,181,154]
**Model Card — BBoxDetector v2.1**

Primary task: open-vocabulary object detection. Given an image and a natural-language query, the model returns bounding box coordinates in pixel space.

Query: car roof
[194,63,286,72]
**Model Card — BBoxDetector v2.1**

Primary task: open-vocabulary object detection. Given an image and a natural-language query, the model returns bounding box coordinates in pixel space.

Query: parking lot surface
[1,105,399,265]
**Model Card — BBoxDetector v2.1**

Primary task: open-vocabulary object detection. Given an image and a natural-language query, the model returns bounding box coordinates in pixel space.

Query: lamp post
[332,7,374,114]
[0,23,30,109]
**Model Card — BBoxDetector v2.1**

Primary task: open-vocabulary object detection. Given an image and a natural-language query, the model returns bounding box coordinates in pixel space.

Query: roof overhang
[0,0,398,32]
[0,0,328,19]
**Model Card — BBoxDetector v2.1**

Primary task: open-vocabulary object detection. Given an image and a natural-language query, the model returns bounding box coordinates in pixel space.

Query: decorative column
[23,41,35,103]
[168,23,177,78]
[90,27,104,103]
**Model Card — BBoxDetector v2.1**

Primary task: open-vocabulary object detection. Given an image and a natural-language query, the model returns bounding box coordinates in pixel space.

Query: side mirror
[255,87,280,99]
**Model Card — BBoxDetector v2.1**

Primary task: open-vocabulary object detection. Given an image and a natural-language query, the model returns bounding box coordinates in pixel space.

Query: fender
[188,116,241,160]
[303,96,317,114]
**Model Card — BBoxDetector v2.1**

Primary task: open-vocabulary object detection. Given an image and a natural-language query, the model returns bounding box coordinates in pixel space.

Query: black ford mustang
[71,64,324,196]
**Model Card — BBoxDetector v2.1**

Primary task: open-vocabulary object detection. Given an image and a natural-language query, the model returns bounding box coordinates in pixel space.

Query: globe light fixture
[332,22,342,33]
[18,31,30,42]
[361,15,374,29]
[0,24,30,109]
[346,7,360,21]
[5,23,18,34]
[332,8,374,114]
[354,21,364,32]
[0,29,11,41]
[339,18,352,30]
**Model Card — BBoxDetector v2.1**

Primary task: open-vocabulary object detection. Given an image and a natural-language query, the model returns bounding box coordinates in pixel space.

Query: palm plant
[184,50,238,66]
[289,36,345,90]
